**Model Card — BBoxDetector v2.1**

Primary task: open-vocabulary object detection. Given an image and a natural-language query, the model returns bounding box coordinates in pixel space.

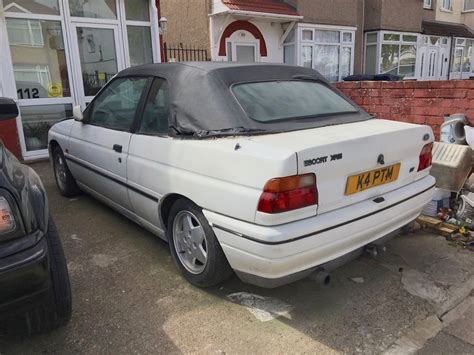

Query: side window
[88,77,147,131]
[138,78,170,136]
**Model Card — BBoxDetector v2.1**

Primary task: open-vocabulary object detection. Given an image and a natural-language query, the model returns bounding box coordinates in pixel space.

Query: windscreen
[232,80,357,123]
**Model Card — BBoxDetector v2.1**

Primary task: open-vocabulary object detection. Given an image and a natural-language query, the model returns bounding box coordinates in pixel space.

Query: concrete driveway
[1,162,473,354]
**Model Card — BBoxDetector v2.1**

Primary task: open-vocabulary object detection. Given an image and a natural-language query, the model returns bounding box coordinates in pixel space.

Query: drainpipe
[156,0,165,62]
[448,35,454,80]
[360,0,365,73]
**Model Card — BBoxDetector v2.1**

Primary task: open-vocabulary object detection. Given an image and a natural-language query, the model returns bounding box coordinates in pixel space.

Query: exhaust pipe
[310,267,331,285]
[365,244,386,258]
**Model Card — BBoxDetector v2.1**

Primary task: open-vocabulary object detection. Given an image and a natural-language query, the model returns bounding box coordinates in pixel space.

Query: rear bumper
[205,175,435,288]
[0,235,51,316]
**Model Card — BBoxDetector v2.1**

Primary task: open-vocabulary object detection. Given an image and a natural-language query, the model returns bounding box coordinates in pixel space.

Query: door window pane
[302,30,313,41]
[127,26,153,67]
[383,33,400,41]
[315,30,340,43]
[235,45,255,62]
[400,45,416,77]
[69,0,117,19]
[4,0,59,15]
[125,0,150,21]
[284,45,295,64]
[342,33,353,43]
[341,47,352,79]
[381,44,400,75]
[430,37,440,45]
[301,45,313,68]
[6,19,70,99]
[365,45,377,75]
[20,104,72,151]
[453,48,463,73]
[463,41,472,73]
[139,79,170,135]
[88,77,147,131]
[403,35,418,42]
[314,45,339,82]
[366,33,378,44]
[77,27,118,96]
[284,29,295,44]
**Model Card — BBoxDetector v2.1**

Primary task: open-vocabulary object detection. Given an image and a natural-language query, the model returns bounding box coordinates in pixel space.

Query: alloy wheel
[172,210,208,274]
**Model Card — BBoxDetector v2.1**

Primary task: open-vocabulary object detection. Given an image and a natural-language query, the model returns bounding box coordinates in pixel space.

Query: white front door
[234,44,257,63]
[425,47,438,80]
[70,23,124,109]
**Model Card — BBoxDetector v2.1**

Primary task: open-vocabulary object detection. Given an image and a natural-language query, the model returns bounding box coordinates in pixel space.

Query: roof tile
[222,0,300,17]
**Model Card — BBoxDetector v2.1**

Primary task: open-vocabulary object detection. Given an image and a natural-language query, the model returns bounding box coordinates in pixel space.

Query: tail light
[257,173,318,214]
[418,142,433,172]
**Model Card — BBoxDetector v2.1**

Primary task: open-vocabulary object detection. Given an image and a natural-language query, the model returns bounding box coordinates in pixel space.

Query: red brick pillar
[0,119,22,159]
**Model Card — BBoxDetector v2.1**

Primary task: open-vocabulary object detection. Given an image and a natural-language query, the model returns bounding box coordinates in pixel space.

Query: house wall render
[160,0,211,51]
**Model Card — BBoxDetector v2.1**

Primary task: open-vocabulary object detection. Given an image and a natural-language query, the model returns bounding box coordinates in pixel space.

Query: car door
[127,78,170,231]
[67,76,149,211]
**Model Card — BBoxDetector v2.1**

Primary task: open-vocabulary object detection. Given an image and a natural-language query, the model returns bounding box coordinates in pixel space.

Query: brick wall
[0,119,22,159]
[336,80,474,139]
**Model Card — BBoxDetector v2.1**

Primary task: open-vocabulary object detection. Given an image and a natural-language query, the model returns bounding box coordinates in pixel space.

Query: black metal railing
[163,43,209,62]
[82,72,115,96]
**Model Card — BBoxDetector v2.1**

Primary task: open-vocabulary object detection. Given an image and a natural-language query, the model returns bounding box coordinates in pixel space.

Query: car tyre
[6,217,72,336]
[52,146,80,197]
[168,199,233,287]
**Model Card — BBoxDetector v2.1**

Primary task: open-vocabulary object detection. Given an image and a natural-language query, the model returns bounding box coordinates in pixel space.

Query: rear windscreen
[232,80,357,123]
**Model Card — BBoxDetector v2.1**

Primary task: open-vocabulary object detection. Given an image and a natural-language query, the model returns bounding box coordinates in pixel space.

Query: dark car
[0,98,71,335]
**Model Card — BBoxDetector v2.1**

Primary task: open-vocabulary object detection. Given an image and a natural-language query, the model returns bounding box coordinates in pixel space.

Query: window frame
[423,0,432,9]
[463,0,474,12]
[1,0,161,160]
[440,0,453,11]
[364,31,420,80]
[296,24,356,82]
[84,75,151,132]
[135,76,171,137]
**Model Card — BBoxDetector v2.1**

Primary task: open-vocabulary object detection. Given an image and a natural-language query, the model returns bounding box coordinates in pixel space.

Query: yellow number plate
[345,163,401,195]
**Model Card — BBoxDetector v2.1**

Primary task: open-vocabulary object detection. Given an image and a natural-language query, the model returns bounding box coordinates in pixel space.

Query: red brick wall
[336,80,474,139]
[0,119,22,159]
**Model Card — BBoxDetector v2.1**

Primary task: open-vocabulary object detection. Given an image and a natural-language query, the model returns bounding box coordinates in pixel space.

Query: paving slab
[417,331,474,355]
[442,296,474,346]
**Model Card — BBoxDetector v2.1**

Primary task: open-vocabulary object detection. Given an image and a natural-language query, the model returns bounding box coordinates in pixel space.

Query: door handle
[113,144,123,153]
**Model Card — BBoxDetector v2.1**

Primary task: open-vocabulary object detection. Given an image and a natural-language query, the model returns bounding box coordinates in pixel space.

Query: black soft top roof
[117,62,371,138]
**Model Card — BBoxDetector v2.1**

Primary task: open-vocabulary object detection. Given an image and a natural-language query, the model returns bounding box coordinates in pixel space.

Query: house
[0,0,164,160]
[161,0,303,63]
[431,0,474,79]
[364,0,474,81]
[283,0,363,82]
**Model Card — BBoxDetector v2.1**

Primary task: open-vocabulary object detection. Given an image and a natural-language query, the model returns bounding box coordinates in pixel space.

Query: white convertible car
[48,62,435,288]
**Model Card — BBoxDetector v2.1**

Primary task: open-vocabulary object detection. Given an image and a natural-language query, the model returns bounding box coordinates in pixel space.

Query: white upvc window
[296,24,355,82]
[464,0,474,12]
[423,0,432,9]
[364,31,419,79]
[441,0,452,11]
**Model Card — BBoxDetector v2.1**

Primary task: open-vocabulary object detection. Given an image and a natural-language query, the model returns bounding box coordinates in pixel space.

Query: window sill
[439,8,453,13]
[461,9,474,13]
[423,6,433,10]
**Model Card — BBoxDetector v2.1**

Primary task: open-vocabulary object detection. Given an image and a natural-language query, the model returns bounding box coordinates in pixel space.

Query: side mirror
[73,105,83,121]
[0,97,19,121]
